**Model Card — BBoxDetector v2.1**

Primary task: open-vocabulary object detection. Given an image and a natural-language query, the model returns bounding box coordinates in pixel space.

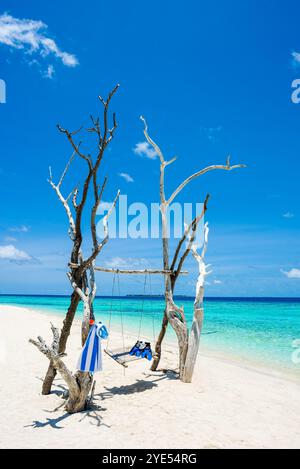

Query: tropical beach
[1,0,300,456]
[0,302,300,449]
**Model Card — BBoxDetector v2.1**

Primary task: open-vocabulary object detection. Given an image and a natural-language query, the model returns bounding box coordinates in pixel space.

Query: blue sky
[0,0,300,296]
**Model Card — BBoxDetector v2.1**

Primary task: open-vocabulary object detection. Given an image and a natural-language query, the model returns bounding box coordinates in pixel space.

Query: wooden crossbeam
[69,263,188,275]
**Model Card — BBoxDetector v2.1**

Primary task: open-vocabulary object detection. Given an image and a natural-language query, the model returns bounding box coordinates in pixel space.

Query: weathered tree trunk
[151,274,177,371]
[150,309,168,371]
[181,307,204,383]
[164,292,189,378]
[176,326,189,379]
[181,224,210,382]
[65,371,94,414]
[31,325,94,413]
[42,289,80,394]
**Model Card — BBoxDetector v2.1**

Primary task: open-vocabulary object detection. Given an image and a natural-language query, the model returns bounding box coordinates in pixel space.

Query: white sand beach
[0,304,299,449]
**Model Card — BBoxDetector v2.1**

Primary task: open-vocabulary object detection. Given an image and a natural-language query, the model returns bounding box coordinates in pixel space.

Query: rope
[106,271,157,372]
[137,274,147,340]
[148,273,156,344]
[116,272,126,376]
[105,271,116,351]
[116,272,126,354]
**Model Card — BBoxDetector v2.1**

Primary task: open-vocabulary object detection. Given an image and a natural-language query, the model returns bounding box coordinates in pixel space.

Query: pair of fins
[129,341,153,361]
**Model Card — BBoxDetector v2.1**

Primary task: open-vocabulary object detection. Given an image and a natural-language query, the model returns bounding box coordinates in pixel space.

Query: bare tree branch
[57,150,76,188]
[89,262,97,304]
[167,158,246,205]
[189,222,212,305]
[140,115,165,164]
[48,164,76,239]
[98,84,119,146]
[30,327,78,394]
[88,115,102,147]
[57,125,93,169]
[91,177,108,249]
[78,189,120,276]
[102,190,120,240]
[50,322,60,354]
[170,193,210,274]
[140,116,176,204]
[72,187,79,210]
[181,222,212,383]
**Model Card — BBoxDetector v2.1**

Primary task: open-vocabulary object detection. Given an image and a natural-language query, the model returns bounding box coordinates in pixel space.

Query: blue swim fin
[141,343,153,360]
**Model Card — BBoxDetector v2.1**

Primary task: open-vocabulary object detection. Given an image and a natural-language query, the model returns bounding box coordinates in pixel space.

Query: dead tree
[140,117,245,381]
[34,85,120,404]
[30,201,118,413]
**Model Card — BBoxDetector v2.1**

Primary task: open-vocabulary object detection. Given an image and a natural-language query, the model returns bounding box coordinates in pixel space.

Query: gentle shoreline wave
[0,294,299,381]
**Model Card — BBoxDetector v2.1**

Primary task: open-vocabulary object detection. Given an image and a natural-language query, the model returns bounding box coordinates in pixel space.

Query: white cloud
[44,64,55,79]
[0,244,32,262]
[105,257,147,268]
[133,142,157,160]
[200,125,223,141]
[0,13,79,76]
[213,279,222,285]
[119,172,134,183]
[292,51,300,66]
[281,268,300,279]
[4,236,16,242]
[283,212,295,219]
[9,225,29,233]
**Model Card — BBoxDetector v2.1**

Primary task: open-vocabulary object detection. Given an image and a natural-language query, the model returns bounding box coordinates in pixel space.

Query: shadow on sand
[24,402,109,430]
[99,370,177,400]
[26,370,176,430]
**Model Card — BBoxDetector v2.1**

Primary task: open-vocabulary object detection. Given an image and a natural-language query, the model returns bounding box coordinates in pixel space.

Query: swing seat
[104,347,142,368]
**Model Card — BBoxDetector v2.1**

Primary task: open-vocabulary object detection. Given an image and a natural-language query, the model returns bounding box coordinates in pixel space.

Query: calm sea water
[1,295,300,379]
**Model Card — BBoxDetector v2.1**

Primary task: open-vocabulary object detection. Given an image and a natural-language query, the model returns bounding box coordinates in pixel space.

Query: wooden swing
[104,271,156,368]
[68,264,187,368]
[69,262,188,368]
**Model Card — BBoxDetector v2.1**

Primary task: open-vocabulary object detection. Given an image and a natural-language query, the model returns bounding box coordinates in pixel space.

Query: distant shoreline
[0,293,300,302]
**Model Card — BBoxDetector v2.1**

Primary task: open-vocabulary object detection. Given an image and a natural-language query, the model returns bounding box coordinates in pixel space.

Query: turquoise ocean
[1,295,299,379]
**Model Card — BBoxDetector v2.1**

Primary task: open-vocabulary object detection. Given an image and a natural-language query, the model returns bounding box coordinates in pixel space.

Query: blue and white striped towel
[76,322,108,373]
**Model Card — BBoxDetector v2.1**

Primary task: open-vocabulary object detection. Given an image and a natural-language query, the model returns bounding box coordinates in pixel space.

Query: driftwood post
[182,222,212,382]
[32,86,120,411]
[140,116,245,381]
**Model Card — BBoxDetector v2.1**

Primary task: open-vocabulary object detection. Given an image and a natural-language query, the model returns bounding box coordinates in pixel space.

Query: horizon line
[0,293,300,301]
